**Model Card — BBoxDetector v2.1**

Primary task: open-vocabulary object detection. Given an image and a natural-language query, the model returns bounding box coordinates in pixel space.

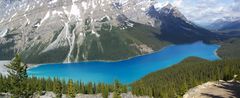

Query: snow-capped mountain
[0,0,219,64]
[147,4,219,43]
[207,17,240,31]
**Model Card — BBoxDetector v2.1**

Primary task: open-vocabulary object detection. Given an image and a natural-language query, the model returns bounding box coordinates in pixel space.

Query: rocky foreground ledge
[183,80,240,98]
[0,92,150,98]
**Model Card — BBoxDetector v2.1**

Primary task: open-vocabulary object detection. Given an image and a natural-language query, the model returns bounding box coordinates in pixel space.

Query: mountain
[0,0,219,64]
[148,4,220,43]
[207,17,240,31]
[207,17,240,37]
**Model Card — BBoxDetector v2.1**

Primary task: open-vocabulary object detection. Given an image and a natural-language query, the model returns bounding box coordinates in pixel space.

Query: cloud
[172,0,183,7]
[157,0,240,25]
[232,0,240,11]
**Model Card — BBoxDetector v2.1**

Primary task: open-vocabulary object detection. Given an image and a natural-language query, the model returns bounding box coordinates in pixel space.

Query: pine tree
[61,80,67,94]
[102,85,109,98]
[97,83,102,94]
[122,85,128,93]
[5,54,28,97]
[87,82,93,94]
[79,82,85,94]
[67,79,75,98]
[55,80,62,98]
[113,80,121,98]
[46,77,54,91]
[37,80,43,95]
[74,81,80,94]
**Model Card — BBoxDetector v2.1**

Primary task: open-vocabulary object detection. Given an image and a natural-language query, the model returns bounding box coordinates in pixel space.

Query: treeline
[131,58,240,98]
[0,76,127,98]
[0,54,128,98]
[217,38,240,59]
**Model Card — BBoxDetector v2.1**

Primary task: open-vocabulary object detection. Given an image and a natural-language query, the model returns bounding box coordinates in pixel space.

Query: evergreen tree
[67,79,75,98]
[74,81,80,94]
[5,54,28,97]
[61,80,67,94]
[55,80,63,98]
[37,79,43,95]
[96,83,102,94]
[113,80,121,98]
[122,85,128,93]
[79,82,85,94]
[102,85,109,98]
[87,82,93,94]
[46,77,53,91]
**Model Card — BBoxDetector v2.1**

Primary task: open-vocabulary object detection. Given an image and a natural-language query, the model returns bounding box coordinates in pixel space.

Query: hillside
[0,0,220,64]
[217,38,240,59]
[131,58,240,98]
[130,37,240,98]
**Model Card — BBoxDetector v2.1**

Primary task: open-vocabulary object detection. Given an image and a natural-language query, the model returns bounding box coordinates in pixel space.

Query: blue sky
[156,0,240,25]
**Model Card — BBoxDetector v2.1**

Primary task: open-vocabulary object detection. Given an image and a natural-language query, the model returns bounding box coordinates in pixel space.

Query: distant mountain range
[207,17,240,31]
[206,17,240,38]
[0,0,221,64]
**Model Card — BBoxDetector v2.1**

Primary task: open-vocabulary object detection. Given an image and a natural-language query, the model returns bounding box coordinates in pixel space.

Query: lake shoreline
[27,43,174,70]
[28,41,219,70]
[27,41,221,84]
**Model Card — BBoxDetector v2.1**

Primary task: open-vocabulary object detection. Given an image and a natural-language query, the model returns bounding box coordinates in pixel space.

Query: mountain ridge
[0,0,220,64]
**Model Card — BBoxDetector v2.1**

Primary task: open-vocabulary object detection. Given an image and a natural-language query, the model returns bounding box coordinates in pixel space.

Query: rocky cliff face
[0,0,218,64]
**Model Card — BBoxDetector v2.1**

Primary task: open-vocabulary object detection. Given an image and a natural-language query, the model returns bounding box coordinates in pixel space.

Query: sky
[157,0,240,26]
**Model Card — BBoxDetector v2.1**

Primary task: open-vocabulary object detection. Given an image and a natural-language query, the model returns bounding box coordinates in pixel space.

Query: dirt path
[183,81,240,98]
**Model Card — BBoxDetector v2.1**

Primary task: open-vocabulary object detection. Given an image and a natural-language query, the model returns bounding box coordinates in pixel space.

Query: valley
[0,0,240,98]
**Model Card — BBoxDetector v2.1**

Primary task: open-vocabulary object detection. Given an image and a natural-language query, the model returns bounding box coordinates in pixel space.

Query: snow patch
[25,5,30,12]
[141,7,146,11]
[82,1,88,10]
[91,30,100,37]
[35,11,50,28]
[24,14,30,25]
[70,2,81,19]
[126,21,134,27]
[52,10,64,17]
[9,13,17,22]
[100,15,111,21]
[92,0,97,9]
[48,0,58,4]
[0,19,4,23]
[63,6,70,15]
[42,11,51,23]
[119,0,129,5]
[65,22,76,62]
[0,29,8,38]
[31,5,35,10]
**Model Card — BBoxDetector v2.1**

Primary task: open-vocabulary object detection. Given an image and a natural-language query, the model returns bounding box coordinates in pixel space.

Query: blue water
[27,41,220,84]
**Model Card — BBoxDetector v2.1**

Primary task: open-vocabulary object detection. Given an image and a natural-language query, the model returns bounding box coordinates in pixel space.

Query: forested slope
[217,38,240,59]
[131,58,240,98]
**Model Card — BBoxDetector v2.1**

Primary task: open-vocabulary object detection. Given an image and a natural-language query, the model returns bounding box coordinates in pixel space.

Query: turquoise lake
[27,41,220,84]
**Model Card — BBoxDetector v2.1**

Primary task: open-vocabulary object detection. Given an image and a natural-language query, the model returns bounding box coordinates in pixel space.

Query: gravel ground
[183,81,240,98]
